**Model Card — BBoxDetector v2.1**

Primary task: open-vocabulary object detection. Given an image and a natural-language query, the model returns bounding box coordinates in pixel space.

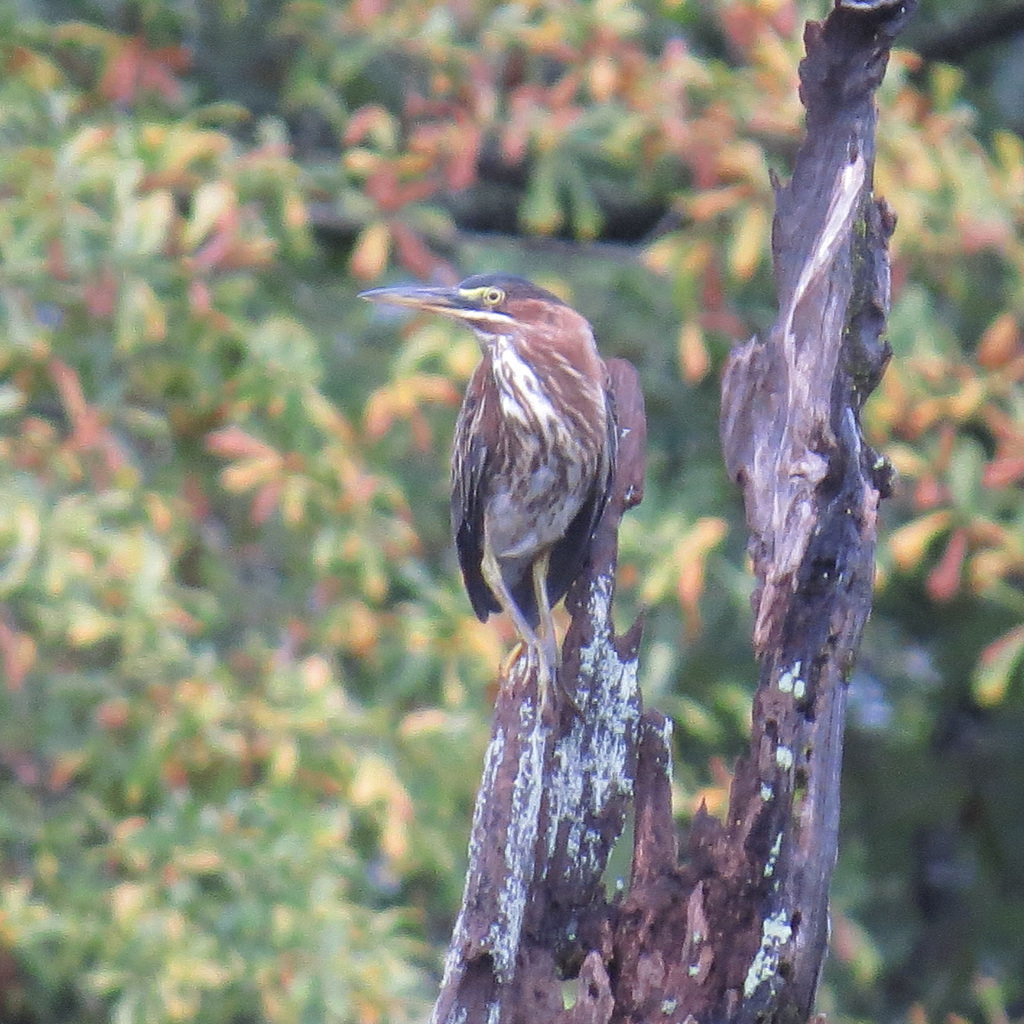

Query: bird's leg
[531,552,560,676]
[480,542,549,701]
[532,554,583,712]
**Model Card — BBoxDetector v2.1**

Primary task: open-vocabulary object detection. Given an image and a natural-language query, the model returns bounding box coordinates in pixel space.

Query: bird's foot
[501,639,580,717]
[536,640,584,717]
[535,648,554,713]
[500,641,528,681]
[502,641,546,693]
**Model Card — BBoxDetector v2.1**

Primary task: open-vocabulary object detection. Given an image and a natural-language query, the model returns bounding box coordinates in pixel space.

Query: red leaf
[251,480,284,525]
[983,456,1024,489]
[390,221,451,280]
[100,37,144,105]
[84,268,118,319]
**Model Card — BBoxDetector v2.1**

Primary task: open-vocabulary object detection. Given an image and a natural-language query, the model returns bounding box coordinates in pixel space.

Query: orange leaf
[678,321,710,383]
[390,221,446,280]
[686,185,750,222]
[446,126,482,191]
[349,221,391,281]
[977,312,1020,369]
[206,426,278,461]
[889,510,952,570]
[344,104,395,146]
[973,623,1024,705]
[0,618,36,692]
[926,527,967,602]
[983,456,1024,489]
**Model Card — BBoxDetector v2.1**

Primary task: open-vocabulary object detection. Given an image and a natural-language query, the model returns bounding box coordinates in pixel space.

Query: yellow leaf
[947,375,985,422]
[343,148,380,175]
[301,655,333,692]
[142,124,168,148]
[111,882,147,924]
[119,279,167,349]
[351,755,412,864]
[588,55,618,102]
[9,47,60,90]
[728,204,768,282]
[973,624,1024,706]
[0,502,41,594]
[993,129,1024,171]
[283,190,308,232]
[160,127,230,174]
[63,125,114,165]
[930,63,965,109]
[888,510,952,570]
[305,392,356,444]
[644,234,682,275]
[349,221,391,281]
[678,321,710,383]
[177,849,222,873]
[885,442,925,478]
[68,604,118,647]
[131,189,175,256]
[271,739,298,782]
[184,180,236,249]
[220,455,282,493]
[281,476,307,526]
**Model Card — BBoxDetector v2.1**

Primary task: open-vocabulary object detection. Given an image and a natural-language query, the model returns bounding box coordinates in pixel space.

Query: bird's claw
[502,637,580,716]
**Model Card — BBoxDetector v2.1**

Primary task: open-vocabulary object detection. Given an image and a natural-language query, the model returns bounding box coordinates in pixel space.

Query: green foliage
[1,2,1023,1023]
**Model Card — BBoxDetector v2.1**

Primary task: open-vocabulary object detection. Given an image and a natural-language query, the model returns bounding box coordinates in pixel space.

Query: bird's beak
[358,284,469,317]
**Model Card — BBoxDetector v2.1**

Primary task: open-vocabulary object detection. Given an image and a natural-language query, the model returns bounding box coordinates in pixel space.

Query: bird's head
[359,274,574,341]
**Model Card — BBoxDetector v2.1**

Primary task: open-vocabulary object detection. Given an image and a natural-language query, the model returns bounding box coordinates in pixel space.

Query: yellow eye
[482,287,505,306]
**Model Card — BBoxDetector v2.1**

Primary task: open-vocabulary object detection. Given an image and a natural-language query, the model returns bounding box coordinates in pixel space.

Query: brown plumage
[360,273,616,697]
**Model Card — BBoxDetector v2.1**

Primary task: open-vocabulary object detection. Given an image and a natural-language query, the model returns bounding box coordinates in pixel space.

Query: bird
[360,273,617,705]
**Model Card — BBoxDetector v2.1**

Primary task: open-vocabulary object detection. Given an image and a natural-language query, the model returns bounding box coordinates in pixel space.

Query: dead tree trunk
[431,3,913,1022]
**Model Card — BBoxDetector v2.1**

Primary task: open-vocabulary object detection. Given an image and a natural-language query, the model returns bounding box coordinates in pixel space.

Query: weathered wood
[430,359,647,1024]
[689,2,908,1021]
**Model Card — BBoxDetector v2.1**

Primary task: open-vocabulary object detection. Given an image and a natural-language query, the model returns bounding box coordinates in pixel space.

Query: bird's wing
[451,364,501,621]
[543,385,618,611]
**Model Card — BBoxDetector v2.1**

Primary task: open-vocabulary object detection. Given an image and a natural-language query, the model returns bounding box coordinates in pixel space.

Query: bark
[432,3,912,1022]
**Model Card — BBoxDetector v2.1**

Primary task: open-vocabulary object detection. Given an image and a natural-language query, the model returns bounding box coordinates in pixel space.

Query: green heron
[360,273,617,703]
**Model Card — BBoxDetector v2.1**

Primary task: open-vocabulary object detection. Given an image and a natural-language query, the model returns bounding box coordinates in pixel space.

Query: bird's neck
[488,334,562,435]
[485,329,605,445]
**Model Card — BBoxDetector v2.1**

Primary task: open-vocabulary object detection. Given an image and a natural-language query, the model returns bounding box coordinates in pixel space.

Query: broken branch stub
[430,359,647,1024]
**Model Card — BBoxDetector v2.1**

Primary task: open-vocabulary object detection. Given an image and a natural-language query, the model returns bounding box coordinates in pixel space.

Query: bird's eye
[483,288,505,306]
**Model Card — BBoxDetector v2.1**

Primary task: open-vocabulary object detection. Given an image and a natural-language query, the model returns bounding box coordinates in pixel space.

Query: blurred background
[1,0,1023,1021]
